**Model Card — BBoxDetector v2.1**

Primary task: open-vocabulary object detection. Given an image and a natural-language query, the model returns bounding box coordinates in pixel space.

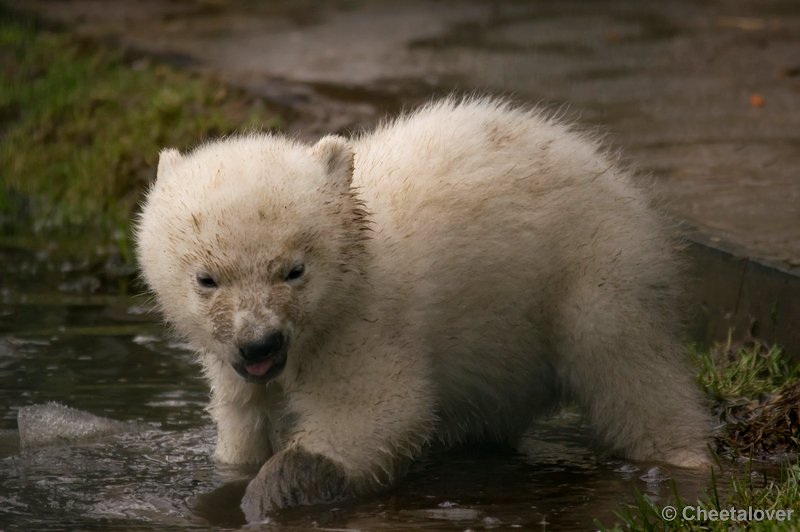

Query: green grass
[694,334,800,402]
[0,8,282,256]
[600,340,800,531]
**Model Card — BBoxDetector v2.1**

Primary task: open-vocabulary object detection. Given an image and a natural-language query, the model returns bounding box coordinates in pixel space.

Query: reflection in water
[0,242,717,529]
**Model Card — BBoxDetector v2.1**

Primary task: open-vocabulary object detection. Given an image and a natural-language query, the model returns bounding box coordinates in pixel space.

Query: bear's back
[349,98,648,287]
[351,98,628,242]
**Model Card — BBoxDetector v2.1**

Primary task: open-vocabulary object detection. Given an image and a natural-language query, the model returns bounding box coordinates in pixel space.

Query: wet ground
[14,0,800,274]
[0,240,720,530]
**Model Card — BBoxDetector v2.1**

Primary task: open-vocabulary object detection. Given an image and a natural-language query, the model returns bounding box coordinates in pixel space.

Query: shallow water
[0,240,717,530]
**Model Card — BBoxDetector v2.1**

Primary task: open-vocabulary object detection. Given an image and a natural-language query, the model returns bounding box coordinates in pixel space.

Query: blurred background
[0,1,798,530]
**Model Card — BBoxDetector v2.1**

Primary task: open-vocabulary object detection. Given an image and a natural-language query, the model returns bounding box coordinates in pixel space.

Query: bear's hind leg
[555,300,712,468]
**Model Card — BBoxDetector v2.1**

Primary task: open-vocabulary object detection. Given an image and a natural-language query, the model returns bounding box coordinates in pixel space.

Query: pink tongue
[245,359,274,377]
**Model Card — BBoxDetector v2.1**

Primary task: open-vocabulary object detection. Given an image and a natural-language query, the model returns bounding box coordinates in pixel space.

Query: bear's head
[135,134,370,385]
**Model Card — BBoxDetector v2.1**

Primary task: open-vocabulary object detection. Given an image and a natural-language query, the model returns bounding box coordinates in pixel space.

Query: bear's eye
[196,274,218,289]
[285,264,305,282]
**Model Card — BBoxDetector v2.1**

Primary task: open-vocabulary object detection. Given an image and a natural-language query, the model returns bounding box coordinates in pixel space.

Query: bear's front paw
[241,447,351,521]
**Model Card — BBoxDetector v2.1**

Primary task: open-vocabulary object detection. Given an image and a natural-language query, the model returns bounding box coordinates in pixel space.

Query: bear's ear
[157,148,182,180]
[311,135,354,188]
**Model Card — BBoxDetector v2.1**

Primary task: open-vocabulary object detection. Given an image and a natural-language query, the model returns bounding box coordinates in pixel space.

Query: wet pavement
[14,0,800,275]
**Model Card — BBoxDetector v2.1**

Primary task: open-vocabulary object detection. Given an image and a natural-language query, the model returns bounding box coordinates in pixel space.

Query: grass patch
[0,7,282,257]
[697,337,800,460]
[600,339,800,531]
[694,334,800,401]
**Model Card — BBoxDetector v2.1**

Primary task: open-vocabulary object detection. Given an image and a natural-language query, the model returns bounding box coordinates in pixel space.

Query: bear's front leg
[241,447,351,521]
[204,359,276,465]
[239,341,437,521]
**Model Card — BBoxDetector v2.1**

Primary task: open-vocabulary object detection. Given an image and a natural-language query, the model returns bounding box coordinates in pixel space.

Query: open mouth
[232,349,288,384]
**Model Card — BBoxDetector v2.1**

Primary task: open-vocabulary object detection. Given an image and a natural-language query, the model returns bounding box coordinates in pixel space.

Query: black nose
[239,331,285,362]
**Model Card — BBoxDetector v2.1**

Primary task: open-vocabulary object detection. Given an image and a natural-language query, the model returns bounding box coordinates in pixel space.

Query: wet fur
[136,97,712,518]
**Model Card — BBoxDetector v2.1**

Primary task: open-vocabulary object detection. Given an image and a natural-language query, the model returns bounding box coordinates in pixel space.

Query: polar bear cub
[136,97,710,519]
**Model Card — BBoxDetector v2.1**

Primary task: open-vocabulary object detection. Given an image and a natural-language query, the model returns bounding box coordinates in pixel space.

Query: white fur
[136,97,711,492]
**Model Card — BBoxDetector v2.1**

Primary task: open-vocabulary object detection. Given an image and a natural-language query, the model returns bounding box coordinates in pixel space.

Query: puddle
[0,240,727,530]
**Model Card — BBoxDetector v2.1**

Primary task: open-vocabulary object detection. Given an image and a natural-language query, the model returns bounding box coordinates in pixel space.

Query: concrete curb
[686,239,799,359]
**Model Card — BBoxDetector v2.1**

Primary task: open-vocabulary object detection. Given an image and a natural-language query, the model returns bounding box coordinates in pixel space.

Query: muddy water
[0,241,715,530]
